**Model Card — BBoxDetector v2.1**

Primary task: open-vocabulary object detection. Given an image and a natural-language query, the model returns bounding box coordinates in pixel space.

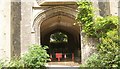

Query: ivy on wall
[76,1,96,37]
[76,0,118,38]
[76,0,120,67]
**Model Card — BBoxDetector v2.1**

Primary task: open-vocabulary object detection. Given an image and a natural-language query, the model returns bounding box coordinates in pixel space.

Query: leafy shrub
[82,38,120,67]
[0,59,5,69]
[7,58,24,67]
[22,44,49,68]
[81,53,102,67]
[94,16,118,38]
[2,44,49,68]
[97,38,120,67]
[77,0,120,68]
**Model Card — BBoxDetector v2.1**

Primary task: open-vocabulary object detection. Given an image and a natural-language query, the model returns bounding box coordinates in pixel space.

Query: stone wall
[0,0,119,62]
[109,0,119,16]
[0,0,33,59]
[98,2,110,16]
[0,0,11,60]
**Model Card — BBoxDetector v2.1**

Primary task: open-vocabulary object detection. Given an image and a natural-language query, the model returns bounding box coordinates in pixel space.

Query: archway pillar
[81,32,98,63]
[11,1,21,58]
[35,26,41,45]
[20,1,33,56]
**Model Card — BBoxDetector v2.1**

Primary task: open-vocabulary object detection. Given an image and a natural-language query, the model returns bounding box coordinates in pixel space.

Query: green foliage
[97,38,120,67]
[22,44,49,68]
[0,59,6,68]
[76,1,94,24]
[77,0,120,67]
[7,58,24,67]
[76,0,96,37]
[0,60,2,68]
[94,16,118,38]
[81,37,120,67]
[76,0,118,38]
[107,30,119,42]
[81,53,102,67]
[50,32,68,42]
[0,44,49,68]
[0,62,2,69]
[82,34,120,67]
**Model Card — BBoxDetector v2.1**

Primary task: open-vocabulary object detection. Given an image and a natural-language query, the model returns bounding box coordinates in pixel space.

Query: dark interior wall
[40,28,81,61]
[41,29,77,48]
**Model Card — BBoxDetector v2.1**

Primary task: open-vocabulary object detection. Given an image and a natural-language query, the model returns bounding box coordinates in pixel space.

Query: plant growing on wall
[76,0,120,67]
[76,0,96,37]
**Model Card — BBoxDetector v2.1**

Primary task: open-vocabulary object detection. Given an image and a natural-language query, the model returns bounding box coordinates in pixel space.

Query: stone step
[46,67,79,69]
[47,61,80,66]
[46,64,79,69]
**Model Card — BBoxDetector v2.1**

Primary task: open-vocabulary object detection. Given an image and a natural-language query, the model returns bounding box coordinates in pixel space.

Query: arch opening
[40,15,81,62]
[33,6,81,62]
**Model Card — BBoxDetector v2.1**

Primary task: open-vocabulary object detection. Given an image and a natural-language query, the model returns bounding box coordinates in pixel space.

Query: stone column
[81,32,98,63]
[11,1,21,58]
[21,1,33,55]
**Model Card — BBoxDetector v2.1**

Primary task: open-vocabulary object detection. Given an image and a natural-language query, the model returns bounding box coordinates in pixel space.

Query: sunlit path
[47,61,80,66]
[46,62,80,69]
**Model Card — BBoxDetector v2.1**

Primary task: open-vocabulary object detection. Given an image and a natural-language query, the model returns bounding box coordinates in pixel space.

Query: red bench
[50,53,74,61]
[56,53,62,61]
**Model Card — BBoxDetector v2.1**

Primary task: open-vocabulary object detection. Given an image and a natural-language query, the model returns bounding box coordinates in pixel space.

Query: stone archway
[33,6,81,62]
